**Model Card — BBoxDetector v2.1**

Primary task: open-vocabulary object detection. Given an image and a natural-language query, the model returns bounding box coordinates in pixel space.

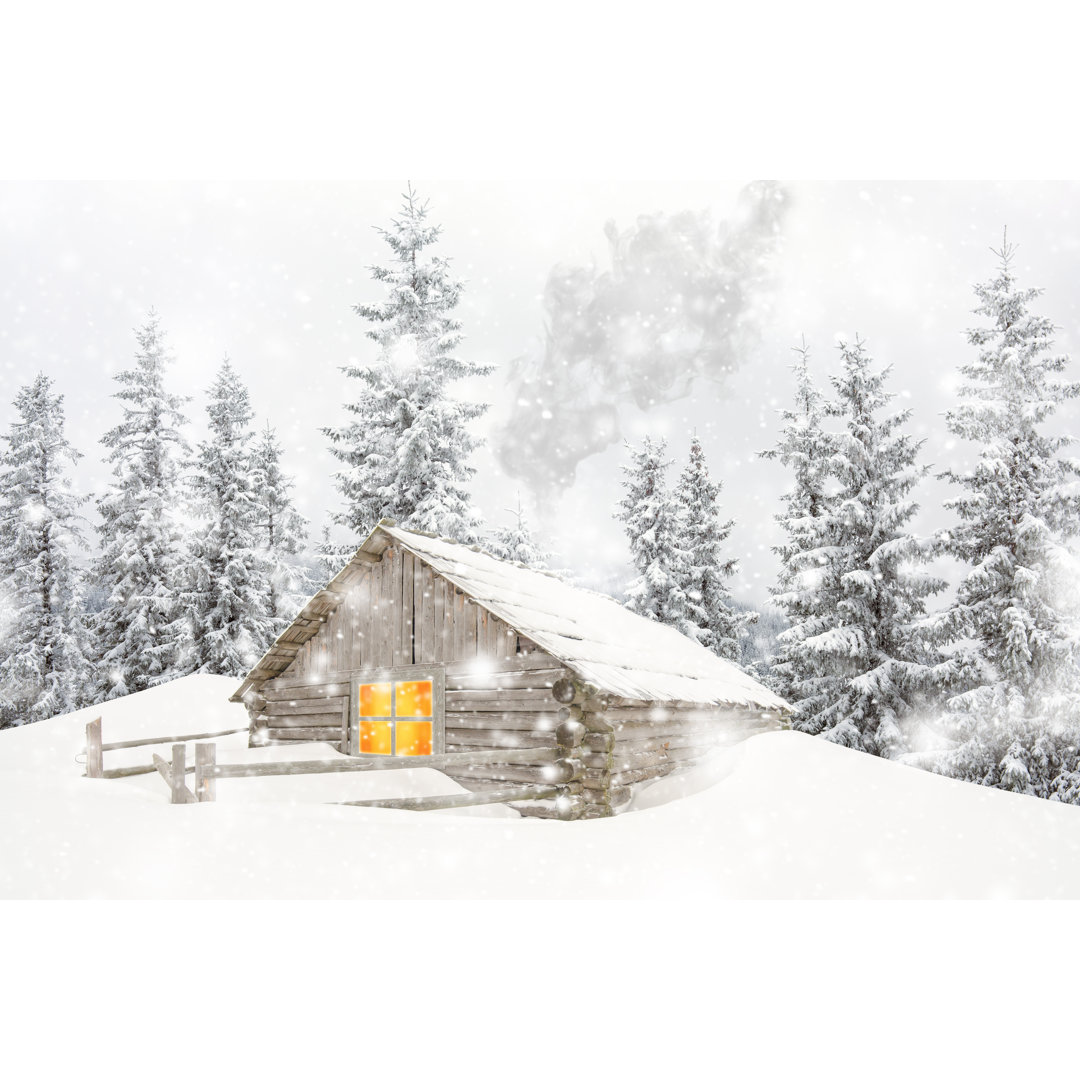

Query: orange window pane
[359,682,392,717]
[395,680,433,717]
[358,720,392,755]
[394,721,432,757]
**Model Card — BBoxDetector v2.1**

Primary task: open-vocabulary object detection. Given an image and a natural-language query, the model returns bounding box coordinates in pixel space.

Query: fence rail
[83,717,247,779]
[87,715,587,818]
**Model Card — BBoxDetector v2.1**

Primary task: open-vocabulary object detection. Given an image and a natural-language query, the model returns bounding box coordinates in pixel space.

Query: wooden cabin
[230,521,791,818]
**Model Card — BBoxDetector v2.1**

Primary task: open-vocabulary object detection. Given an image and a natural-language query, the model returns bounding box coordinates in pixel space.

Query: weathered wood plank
[151,754,195,800]
[446,712,561,731]
[85,717,103,778]
[195,742,216,803]
[379,551,393,668]
[444,669,564,691]
[259,726,343,742]
[445,731,558,751]
[263,713,346,729]
[452,589,465,659]
[432,571,444,663]
[98,725,248,752]
[391,545,405,666]
[171,744,193,804]
[440,652,563,676]
[442,764,561,784]
[446,697,568,714]
[420,564,435,664]
[399,549,413,666]
[261,698,348,717]
[101,763,167,779]
[353,570,369,668]
[210,747,560,779]
[337,785,560,811]
[261,680,351,699]
[464,598,478,658]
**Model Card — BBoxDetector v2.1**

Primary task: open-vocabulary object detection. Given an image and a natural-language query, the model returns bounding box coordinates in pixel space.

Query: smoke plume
[493,181,789,499]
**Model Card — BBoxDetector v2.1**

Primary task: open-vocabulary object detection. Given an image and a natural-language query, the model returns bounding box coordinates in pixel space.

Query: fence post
[195,742,216,803]
[171,743,187,805]
[86,717,103,779]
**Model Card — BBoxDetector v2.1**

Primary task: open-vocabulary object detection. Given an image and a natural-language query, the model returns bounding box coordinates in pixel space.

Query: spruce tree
[183,358,275,676]
[935,235,1080,798]
[251,421,313,632]
[760,342,839,712]
[673,435,751,661]
[615,437,690,628]
[0,374,91,725]
[812,337,945,756]
[485,497,550,569]
[323,184,493,546]
[91,312,189,700]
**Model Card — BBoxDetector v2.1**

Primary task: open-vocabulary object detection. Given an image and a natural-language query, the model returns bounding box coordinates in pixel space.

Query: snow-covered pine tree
[0,374,91,725]
[91,312,190,701]
[759,341,840,713]
[183,358,275,677]
[770,338,946,756]
[934,235,1080,799]
[315,524,340,586]
[323,184,493,547]
[251,421,313,633]
[485,496,550,569]
[673,435,752,661]
[615,437,690,628]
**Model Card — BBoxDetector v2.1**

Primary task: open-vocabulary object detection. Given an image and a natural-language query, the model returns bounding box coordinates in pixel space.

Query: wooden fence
[147,722,586,816]
[84,715,586,817]
[83,717,248,780]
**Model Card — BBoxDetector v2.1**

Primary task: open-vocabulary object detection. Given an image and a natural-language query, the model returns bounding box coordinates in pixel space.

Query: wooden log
[260,698,348,716]
[97,726,248,752]
[210,747,560,779]
[552,678,575,704]
[442,764,558,784]
[259,726,342,742]
[445,731,557,750]
[85,717,103,778]
[580,711,614,735]
[101,763,168,779]
[195,742,216,803]
[443,712,562,732]
[337,785,560,811]
[446,694,568,713]
[260,682,351,700]
[556,720,586,749]
[262,711,345,728]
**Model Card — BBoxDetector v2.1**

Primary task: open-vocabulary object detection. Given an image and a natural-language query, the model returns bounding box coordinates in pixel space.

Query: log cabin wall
[592,702,784,813]
[249,541,575,809]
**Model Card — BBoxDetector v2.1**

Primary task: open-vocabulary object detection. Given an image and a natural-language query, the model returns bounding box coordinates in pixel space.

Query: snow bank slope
[4,675,1080,899]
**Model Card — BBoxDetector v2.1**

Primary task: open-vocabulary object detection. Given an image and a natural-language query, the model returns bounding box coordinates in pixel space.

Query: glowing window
[395,720,433,756]
[395,680,432,717]
[358,720,392,755]
[351,668,443,758]
[359,682,392,717]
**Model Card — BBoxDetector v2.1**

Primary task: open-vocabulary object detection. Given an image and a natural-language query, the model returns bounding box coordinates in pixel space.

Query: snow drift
[3,673,1080,899]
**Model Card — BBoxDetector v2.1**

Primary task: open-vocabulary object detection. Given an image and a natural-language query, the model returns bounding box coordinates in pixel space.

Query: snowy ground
[4,673,1080,899]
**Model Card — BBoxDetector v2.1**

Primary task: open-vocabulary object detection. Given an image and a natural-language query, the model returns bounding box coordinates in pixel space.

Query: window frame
[347,665,446,758]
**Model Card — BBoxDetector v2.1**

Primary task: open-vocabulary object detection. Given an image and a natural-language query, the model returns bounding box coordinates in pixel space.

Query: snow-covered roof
[235,521,790,712]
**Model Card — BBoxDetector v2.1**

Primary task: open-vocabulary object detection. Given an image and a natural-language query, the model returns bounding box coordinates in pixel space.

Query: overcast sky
[2,179,1078,604]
